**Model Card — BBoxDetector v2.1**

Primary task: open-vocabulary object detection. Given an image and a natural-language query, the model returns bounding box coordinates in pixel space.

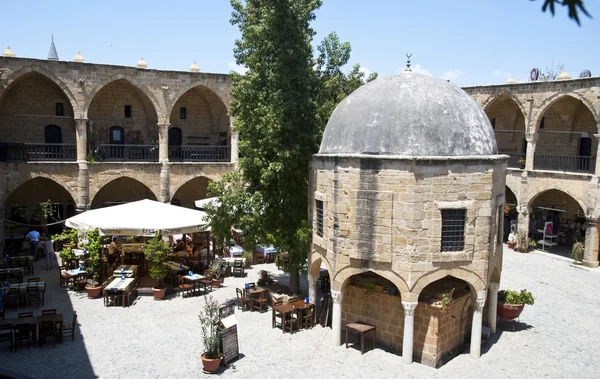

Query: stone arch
[167,82,230,118]
[527,187,587,217]
[309,251,333,278]
[482,91,527,122]
[0,66,79,115]
[0,177,77,209]
[332,265,410,294]
[83,74,164,119]
[533,92,599,132]
[505,184,518,206]
[90,176,158,209]
[170,176,212,209]
[410,268,485,297]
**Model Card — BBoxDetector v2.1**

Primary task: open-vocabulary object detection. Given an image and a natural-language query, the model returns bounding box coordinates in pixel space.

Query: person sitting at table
[108,237,121,260]
[173,240,185,253]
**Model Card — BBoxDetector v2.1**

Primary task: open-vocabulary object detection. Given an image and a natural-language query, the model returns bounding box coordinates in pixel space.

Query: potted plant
[515,232,536,252]
[53,228,78,266]
[144,232,170,300]
[571,241,584,264]
[241,250,253,269]
[210,258,224,288]
[497,289,535,320]
[199,296,223,373]
[83,228,103,298]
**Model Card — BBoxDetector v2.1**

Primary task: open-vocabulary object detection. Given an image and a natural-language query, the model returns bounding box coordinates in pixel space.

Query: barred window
[316,200,324,238]
[441,209,466,252]
[180,107,187,120]
[124,105,132,118]
[55,103,64,116]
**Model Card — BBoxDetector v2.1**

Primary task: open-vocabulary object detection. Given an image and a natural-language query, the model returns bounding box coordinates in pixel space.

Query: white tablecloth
[106,278,134,291]
[65,269,86,276]
[230,246,244,256]
[257,245,278,256]
[222,257,246,266]
[184,274,205,281]
[72,249,86,257]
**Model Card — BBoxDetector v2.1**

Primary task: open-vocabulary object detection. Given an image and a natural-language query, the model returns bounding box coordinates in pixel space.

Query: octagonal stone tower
[308,71,507,367]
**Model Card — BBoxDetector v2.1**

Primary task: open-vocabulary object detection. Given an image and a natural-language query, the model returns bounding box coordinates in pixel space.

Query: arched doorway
[534,95,597,173]
[529,189,586,252]
[0,72,75,160]
[91,177,157,209]
[168,85,230,161]
[416,276,473,367]
[484,95,526,167]
[341,272,403,355]
[4,177,76,249]
[171,177,211,209]
[504,186,518,239]
[87,79,158,162]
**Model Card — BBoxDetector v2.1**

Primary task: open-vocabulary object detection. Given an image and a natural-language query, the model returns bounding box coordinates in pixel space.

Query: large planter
[497,303,524,320]
[85,285,102,299]
[152,287,166,300]
[507,241,516,249]
[212,279,221,288]
[201,354,222,374]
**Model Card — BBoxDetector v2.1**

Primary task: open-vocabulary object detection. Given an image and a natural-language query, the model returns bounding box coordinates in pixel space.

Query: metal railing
[96,144,158,162]
[169,145,231,162]
[0,143,76,161]
[500,152,525,168]
[534,154,596,173]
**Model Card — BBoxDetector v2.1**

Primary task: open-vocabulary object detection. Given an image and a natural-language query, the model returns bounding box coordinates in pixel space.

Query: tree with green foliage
[536,0,591,25]
[144,232,170,289]
[225,0,323,293]
[315,32,377,128]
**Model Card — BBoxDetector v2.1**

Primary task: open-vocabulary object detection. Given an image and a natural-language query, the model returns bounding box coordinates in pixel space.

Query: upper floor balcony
[502,151,596,174]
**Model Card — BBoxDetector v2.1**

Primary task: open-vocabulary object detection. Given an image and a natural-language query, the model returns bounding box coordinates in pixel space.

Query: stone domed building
[307,69,507,367]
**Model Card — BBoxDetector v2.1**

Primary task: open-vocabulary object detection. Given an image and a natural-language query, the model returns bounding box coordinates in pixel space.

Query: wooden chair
[15,323,32,350]
[252,290,268,313]
[236,288,251,311]
[42,309,57,315]
[60,269,74,288]
[272,300,283,329]
[39,320,58,348]
[232,259,244,277]
[177,275,193,298]
[253,251,265,265]
[27,285,43,307]
[0,324,14,352]
[3,289,19,309]
[61,312,77,342]
[301,304,316,329]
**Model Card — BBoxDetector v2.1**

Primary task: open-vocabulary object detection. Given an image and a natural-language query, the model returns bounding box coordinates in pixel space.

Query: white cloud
[441,69,463,81]
[358,66,372,77]
[228,61,248,74]
[410,64,433,76]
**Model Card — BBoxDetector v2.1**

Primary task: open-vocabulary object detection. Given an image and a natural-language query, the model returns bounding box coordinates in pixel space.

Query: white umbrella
[194,197,220,209]
[65,199,208,236]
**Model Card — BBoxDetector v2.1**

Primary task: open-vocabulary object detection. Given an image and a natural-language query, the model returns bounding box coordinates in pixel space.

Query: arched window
[44,125,62,144]
[169,127,182,146]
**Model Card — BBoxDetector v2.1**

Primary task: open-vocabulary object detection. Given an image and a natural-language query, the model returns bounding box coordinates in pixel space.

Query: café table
[272,299,314,334]
[65,268,87,277]
[5,256,34,275]
[0,313,64,342]
[183,274,206,295]
[165,261,190,274]
[222,257,246,267]
[113,265,137,278]
[72,249,86,258]
[257,245,278,263]
[245,286,267,310]
[104,277,135,307]
[229,245,244,256]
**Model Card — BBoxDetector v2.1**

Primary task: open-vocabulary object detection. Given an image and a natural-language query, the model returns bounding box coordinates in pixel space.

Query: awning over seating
[65,199,208,236]
[194,197,220,210]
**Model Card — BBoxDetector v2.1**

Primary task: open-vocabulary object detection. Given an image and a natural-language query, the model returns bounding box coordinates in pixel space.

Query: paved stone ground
[1,247,599,379]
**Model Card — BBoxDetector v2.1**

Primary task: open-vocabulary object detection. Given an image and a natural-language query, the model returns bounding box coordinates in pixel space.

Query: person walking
[26,228,40,259]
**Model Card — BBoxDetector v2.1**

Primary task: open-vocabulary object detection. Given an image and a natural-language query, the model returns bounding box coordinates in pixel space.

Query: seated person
[174,240,186,253]
[108,237,121,256]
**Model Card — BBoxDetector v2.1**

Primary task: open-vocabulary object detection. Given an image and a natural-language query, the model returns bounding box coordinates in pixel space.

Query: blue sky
[1,0,598,86]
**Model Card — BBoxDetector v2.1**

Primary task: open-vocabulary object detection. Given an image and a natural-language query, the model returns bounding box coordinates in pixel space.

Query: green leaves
[144,232,170,284]
[538,0,592,25]
[498,289,535,305]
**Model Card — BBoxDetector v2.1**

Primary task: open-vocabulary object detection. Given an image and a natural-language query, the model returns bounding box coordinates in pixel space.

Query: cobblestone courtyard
[1,246,599,378]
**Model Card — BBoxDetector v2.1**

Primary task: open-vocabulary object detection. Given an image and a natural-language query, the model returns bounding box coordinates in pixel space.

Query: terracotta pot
[85,285,102,299]
[152,287,166,300]
[497,303,524,320]
[201,354,222,373]
[212,279,221,288]
[507,241,516,249]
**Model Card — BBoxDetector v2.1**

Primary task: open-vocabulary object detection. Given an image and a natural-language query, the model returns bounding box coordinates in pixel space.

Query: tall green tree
[315,32,378,128]
[537,0,591,25]
[225,0,323,293]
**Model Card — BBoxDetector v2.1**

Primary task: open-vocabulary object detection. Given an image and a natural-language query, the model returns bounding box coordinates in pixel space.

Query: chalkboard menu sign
[220,314,240,366]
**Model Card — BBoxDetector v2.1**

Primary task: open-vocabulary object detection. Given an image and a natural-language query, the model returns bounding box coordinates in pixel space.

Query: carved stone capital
[402,301,418,317]
[488,282,499,293]
[331,290,343,304]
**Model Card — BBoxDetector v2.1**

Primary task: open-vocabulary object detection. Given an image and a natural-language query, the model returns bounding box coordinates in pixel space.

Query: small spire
[47,35,59,61]
[189,61,200,73]
[136,57,148,69]
[73,51,85,63]
[557,69,572,81]
[506,75,517,84]
[2,46,16,57]
[404,53,412,72]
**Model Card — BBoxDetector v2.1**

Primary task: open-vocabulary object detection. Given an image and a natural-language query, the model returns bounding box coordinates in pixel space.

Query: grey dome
[319,72,497,156]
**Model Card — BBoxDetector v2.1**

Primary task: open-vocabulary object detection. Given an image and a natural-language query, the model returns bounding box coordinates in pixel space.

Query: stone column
[594,134,600,176]
[517,205,530,237]
[470,291,487,359]
[160,162,170,203]
[231,131,239,163]
[308,272,318,305]
[583,220,599,268]
[75,119,89,213]
[157,123,170,163]
[401,301,418,365]
[331,290,343,346]
[487,283,499,334]
[524,134,538,171]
